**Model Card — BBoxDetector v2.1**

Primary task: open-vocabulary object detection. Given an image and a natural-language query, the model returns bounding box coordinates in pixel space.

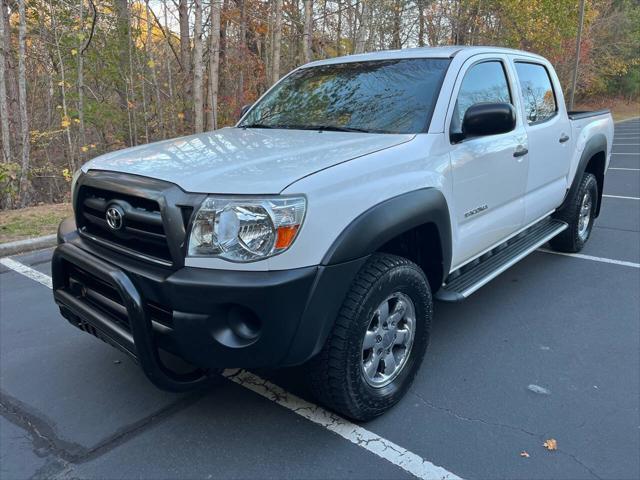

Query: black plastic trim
[557,133,607,217]
[568,109,611,120]
[322,188,452,282]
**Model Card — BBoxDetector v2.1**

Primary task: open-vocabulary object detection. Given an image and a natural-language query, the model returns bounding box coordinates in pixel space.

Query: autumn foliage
[0,0,638,208]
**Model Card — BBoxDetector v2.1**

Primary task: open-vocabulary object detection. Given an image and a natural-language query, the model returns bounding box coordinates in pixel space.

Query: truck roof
[303,46,546,68]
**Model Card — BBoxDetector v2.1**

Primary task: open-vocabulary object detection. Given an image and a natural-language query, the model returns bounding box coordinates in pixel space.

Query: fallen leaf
[543,439,557,451]
[520,451,530,458]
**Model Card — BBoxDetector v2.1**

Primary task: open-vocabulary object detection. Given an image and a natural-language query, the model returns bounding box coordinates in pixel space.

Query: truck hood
[84,127,414,194]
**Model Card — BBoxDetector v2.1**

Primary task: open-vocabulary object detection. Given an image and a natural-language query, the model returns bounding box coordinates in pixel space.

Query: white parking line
[539,249,640,269]
[603,194,640,200]
[0,257,462,480]
[224,369,462,480]
[0,257,53,288]
[608,168,639,171]
[611,152,639,155]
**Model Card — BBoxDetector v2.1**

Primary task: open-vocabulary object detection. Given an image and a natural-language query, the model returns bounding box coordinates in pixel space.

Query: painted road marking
[539,249,640,269]
[223,369,462,480]
[603,194,640,200]
[611,152,639,155]
[608,168,639,171]
[0,257,53,288]
[0,258,462,480]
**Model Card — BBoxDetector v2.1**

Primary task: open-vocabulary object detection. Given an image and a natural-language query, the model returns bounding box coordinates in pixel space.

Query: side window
[514,62,557,124]
[451,61,512,136]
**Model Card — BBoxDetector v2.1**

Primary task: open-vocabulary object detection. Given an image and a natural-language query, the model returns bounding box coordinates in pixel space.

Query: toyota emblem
[105,205,124,230]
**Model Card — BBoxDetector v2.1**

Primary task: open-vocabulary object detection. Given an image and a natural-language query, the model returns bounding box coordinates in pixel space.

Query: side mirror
[240,104,253,118]
[460,103,516,140]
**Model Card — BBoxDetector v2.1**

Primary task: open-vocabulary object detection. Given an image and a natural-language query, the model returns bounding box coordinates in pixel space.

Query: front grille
[77,185,173,265]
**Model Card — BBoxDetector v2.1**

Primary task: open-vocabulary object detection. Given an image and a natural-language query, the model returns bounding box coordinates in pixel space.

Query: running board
[435,218,568,302]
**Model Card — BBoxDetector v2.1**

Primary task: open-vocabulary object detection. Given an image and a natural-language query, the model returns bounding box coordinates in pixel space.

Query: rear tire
[550,173,598,253]
[307,253,432,421]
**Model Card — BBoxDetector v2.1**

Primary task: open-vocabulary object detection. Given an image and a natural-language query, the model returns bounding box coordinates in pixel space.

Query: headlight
[188,196,306,262]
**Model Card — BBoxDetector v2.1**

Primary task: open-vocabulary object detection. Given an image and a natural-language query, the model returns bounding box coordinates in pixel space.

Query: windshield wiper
[241,123,280,129]
[283,124,376,133]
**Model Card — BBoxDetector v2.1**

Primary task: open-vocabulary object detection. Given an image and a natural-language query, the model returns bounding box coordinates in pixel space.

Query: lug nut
[376,335,382,343]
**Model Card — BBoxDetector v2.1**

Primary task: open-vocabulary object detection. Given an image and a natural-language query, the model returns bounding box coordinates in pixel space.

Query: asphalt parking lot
[1,118,639,480]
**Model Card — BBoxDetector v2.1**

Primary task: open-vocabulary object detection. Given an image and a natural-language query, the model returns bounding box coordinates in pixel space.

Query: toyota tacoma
[53,46,613,421]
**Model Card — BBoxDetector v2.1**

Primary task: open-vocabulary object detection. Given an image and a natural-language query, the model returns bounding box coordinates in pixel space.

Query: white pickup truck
[53,46,613,421]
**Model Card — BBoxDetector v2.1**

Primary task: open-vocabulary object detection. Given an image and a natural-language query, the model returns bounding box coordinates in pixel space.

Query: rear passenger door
[447,56,529,268]
[511,59,572,224]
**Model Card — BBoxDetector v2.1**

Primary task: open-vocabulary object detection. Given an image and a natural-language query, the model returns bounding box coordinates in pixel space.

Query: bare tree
[179,0,192,124]
[208,0,221,130]
[354,0,370,54]
[303,0,313,63]
[0,0,10,164]
[272,0,283,84]
[77,0,86,154]
[193,0,204,132]
[17,0,30,205]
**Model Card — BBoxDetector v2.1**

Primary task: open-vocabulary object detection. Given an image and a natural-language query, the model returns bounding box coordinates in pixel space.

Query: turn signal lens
[275,225,300,250]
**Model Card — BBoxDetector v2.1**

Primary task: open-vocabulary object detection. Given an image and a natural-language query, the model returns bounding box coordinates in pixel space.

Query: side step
[435,218,568,302]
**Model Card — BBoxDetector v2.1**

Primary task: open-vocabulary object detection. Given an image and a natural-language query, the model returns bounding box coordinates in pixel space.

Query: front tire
[307,253,432,421]
[550,172,598,253]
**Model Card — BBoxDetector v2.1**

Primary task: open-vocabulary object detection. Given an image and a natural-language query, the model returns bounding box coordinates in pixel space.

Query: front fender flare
[321,188,452,279]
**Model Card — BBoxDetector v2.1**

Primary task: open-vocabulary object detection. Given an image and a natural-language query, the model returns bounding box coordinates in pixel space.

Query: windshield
[239,58,451,134]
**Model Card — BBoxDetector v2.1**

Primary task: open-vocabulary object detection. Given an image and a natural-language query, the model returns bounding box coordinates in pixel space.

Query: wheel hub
[578,190,593,241]
[361,292,416,388]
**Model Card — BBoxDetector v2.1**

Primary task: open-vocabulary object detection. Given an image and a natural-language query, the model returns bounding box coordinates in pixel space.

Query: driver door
[447,56,529,269]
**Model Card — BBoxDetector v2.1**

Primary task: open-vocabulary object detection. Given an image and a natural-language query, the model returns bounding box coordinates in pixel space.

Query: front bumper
[53,218,366,391]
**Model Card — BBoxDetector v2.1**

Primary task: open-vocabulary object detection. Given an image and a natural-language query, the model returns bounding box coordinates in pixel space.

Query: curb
[0,234,57,258]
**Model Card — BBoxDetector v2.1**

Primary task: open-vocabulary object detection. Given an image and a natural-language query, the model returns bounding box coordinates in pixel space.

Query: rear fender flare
[560,133,607,216]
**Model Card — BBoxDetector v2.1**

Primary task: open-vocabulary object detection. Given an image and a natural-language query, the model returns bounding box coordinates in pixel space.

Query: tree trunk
[193,0,204,132]
[392,0,402,49]
[303,0,313,63]
[146,0,164,138]
[237,0,246,107]
[77,0,86,157]
[179,0,192,126]
[2,0,19,166]
[208,0,221,130]
[271,0,283,84]
[354,0,369,54]
[164,0,176,135]
[418,0,425,47]
[17,0,30,206]
[335,0,342,56]
[0,0,10,164]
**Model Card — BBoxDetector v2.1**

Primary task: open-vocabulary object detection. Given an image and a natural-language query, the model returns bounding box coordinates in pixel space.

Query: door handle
[559,133,570,143]
[513,146,528,158]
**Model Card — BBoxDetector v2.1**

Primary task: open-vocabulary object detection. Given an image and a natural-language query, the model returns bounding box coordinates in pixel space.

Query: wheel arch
[561,133,607,217]
[321,188,452,290]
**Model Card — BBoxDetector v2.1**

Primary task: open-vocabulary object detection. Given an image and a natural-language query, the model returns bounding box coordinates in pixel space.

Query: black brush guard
[52,243,211,392]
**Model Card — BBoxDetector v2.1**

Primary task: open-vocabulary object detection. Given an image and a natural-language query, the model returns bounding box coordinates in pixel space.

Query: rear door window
[514,62,558,124]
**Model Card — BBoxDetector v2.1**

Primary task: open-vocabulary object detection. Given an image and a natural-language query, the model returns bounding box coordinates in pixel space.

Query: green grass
[0,203,72,243]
